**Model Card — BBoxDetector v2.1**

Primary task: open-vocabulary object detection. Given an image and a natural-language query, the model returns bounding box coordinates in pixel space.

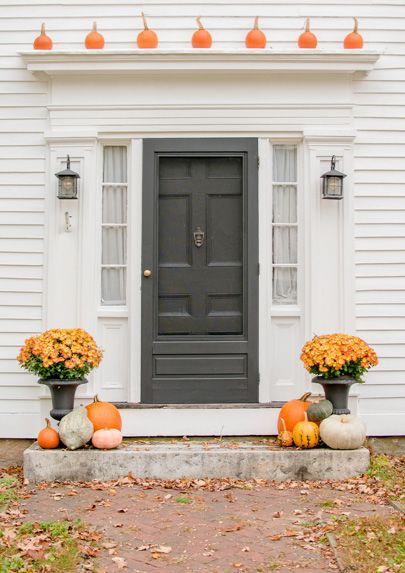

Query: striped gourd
[292,413,320,449]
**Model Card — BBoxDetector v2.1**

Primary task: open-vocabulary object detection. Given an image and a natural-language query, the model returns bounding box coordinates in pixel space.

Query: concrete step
[24,441,370,483]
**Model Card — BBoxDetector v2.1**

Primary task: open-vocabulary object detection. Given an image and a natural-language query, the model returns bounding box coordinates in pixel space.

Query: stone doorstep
[23,442,370,483]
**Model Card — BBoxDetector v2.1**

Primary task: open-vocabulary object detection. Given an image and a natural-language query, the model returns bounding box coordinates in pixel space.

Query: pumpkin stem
[299,392,312,402]
[303,412,308,422]
[196,16,204,30]
[93,394,100,403]
[304,17,310,33]
[92,21,97,32]
[141,12,149,30]
[45,417,51,429]
[353,17,358,33]
[40,23,46,35]
[280,417,287,432]
[253,16,260,30]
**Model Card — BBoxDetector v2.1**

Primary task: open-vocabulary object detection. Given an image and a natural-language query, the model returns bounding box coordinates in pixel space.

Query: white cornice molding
[21,49,380,75]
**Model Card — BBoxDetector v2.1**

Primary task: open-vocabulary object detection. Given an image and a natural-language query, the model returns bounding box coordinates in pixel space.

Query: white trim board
[21,49,380,75]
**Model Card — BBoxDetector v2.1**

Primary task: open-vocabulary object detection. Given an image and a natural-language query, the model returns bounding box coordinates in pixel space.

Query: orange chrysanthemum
[17,328,103,380]
[300,333,378,382]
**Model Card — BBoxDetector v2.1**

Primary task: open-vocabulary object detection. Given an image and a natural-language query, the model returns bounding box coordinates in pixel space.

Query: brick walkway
[22,480,394,572]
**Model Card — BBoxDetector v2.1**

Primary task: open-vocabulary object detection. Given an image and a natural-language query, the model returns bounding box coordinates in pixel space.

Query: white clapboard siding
[0,0,404,437]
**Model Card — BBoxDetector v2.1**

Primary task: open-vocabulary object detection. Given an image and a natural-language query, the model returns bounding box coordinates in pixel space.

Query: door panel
[141,139,258,404]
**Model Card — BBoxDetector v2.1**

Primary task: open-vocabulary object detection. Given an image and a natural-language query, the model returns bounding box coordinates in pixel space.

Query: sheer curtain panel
[272,146,298,304]
[101,146,128,305]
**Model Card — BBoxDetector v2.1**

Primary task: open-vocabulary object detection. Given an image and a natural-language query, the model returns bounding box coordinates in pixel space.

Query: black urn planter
[39,378,87,421]
[312,376,357,415]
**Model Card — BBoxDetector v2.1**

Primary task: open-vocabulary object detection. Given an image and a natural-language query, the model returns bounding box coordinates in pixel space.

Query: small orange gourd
[292,413,320,449]
[86,395,122,432]
[33,23,53,50]
[37,418,59,449]
[192,17,212,48]
[298,18,317,49]
[245,16,267,49]
[137,12,158,49]
[277,417,293,447]
[277,392,312,433]
[344,17,364,49]
[85,22,105,49]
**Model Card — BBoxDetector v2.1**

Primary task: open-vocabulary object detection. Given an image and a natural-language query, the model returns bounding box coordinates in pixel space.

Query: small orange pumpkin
[245,16,267,49]
[86,395,122,432]
[292,413,320,449]
[298,18,317,49]
[33,23,53,50]
[92,428,123,450]
[137,12,158,49]
[85,22,105,49]
[37,418,59,449]
[192,17,212,48]
[344,17,364,49]
[277,392,312,433]
[277,417,293,447]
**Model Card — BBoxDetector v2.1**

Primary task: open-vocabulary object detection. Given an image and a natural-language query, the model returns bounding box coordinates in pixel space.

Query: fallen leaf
[269,535,282,541]
[153,545,172,554]
[273,511,283,518]
[111,556,127,569]
[117,508,128,513]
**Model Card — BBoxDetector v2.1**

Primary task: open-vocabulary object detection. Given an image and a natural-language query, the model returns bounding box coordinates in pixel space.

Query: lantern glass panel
[58,176,77,199]
[324,176,343,199]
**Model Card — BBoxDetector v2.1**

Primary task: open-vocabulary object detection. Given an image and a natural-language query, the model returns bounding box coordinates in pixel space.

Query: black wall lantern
[321,155,346,200]
[55,155,80,200]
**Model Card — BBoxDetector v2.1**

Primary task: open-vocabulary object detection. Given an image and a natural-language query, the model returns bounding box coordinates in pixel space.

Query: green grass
[0,520,93,573]
[334,515,405,573]
[367,454,405,500]
[175,496,192,504]
[320,499,337,508]
[0,477,18,508]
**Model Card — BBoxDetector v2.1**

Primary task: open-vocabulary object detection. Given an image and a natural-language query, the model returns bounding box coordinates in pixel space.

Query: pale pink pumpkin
[91,428,123,449]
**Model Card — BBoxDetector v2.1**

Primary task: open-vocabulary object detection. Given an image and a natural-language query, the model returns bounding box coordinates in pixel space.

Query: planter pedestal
[39,379,87,421]
[312,376,357,414]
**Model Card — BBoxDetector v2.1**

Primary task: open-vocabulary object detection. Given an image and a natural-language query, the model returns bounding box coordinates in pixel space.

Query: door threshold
[113,402,285,409]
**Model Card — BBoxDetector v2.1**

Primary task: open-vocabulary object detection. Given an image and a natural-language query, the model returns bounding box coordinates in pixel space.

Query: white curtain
[101,147,127,305]
[272,147,297,304]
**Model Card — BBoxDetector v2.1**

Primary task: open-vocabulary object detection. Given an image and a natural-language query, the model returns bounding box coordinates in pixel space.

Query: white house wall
[0,0,404,437]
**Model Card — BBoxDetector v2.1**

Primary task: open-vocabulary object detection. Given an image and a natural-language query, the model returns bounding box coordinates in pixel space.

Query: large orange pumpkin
[277,392,312,433]
[192,17,212,48]
[38,418,59,449]
[86,395,122,431]
[85,22,105,49]
[298,18,317,49]
[344,17,364,49]
[245,16,267,49]
[137,12,158,49]
[33,23,53,50]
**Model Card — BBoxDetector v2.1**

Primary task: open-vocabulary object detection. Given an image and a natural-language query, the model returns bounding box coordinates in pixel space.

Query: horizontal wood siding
[0,0,404,435]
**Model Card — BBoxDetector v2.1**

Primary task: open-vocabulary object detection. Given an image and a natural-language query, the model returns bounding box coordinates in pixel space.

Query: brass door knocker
[193,227,205,248]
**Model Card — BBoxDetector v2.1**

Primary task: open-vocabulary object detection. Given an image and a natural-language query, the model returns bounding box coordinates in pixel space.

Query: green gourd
[307,399,333,423]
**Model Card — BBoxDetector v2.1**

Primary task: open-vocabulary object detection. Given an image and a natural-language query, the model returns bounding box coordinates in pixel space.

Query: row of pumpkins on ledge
[33,15,364,50]
[38,395,123,450]
[277,393,367,450]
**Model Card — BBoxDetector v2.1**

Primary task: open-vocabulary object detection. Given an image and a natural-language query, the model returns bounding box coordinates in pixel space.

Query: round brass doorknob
[143,269,152,277]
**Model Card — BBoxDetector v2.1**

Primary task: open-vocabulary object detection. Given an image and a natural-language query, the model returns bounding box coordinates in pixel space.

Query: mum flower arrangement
[300,333,378,383]
[17,328,103,381]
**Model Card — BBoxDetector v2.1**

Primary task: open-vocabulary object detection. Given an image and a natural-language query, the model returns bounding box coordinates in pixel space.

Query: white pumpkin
[320,414,366,450]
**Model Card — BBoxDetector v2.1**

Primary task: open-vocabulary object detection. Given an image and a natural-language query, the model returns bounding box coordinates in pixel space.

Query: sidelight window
[101,146,128,305]
[272,145,298,304]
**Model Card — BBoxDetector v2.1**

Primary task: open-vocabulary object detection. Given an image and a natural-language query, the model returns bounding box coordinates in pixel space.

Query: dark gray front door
[141,139,258,403]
